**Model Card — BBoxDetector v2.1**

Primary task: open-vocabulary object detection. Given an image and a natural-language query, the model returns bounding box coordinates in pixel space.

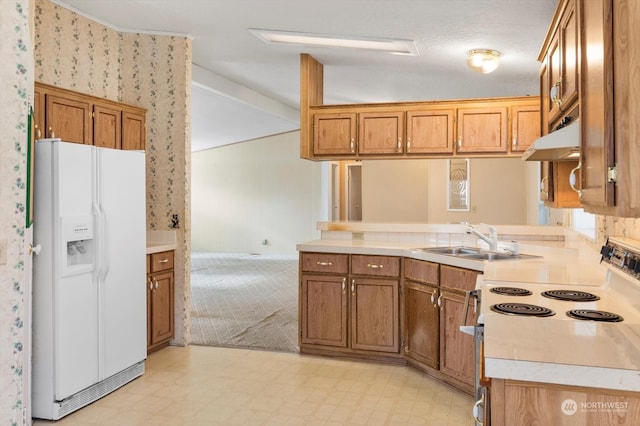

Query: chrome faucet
[466,223,498,252]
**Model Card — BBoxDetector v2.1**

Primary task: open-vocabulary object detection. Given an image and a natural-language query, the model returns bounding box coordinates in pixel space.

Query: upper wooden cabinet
[358,111,404,156]
[122,110,146,151]
[35,82,146,150]
[456,106,508,154]
[406,108,455,155]
[537,0,640,216]
[313,112,356,156]
[543,0,579,128]
[306,98,538,160]
[511,104,541,153]
[45,93,91,144]
[93,103,121,149]
[300,53,539,161]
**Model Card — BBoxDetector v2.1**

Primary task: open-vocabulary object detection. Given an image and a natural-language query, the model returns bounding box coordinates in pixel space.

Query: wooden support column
[300,54,323,159]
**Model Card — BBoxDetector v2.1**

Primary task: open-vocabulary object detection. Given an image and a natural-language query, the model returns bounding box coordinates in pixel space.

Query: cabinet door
[456,107,508,153]
[93,104,122,149]
[540,162,554,203]
[440,265,479,293]
[358,111,404,155]
[546,161,581,208]
[579,0,615,210]
[547,30,562,123]
[404,281,439,368]
[45,94,91,144]
[439,291,474,387]
[406,109,455,154]
[559,0,579,114]
[149,270,174,347]
[510,105,540,153]
[313,113,357,156]
[539,62,550,136]
[300,274,348,347]
[122,110,146,150]
[350,278,399,353]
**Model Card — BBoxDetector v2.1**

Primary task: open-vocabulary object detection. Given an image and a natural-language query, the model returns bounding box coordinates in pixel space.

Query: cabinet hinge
[608,165,617,183]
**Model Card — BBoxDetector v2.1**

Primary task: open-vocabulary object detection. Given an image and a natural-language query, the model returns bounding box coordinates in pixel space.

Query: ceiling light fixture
[467,49,501,74]
[249,28,419,56]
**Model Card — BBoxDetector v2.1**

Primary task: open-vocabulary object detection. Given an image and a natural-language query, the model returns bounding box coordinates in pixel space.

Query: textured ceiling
[55,0,558,151]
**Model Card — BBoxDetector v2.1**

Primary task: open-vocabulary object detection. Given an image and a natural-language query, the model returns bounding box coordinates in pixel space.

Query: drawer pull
[342,277,346,294]
[158,259,169,263]
[316,261,333,266]
[367,263,383,269]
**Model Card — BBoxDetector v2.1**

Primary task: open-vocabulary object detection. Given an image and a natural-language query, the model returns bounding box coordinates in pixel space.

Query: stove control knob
[626,257,637,271]
[600,245,613,259]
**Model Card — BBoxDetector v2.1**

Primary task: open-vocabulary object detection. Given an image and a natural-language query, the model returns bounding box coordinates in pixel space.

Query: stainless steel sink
[412,246,541,262]
[415,246,481,255]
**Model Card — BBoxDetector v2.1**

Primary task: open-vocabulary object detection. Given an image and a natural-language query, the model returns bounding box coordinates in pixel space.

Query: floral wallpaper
[1,1,32,424]
[33,0,192,348]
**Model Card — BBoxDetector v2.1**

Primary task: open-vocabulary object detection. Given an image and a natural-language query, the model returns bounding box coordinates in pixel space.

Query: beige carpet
[189,252,299,353]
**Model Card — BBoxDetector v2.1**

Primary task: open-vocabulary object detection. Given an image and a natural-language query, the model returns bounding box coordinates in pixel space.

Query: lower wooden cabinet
[299,252,401,359]
[490,379,640,426]
[404,280,439,369]
[438,290,474,386]
[147,250,175,353]
[299,252,477,394]
[402,259,477,394]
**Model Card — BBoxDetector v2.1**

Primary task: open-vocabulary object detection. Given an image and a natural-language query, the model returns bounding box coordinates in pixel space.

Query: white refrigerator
[32,139,147,420]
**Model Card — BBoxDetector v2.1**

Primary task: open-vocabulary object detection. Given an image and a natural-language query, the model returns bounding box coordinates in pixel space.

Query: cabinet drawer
[351,255,400,277]
[301,252,348,274]
[150,250,174,273]
[404,258,439,285]
[440,264,479,293]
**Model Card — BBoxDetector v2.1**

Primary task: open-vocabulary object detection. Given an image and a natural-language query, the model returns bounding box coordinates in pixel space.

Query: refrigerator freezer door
[96,147,147,380]
[54,142,99,400]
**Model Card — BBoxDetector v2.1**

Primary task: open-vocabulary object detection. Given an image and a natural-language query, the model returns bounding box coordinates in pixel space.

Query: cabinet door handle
[457,137,462,150]
[569,161,583,198]
[351,279,355,295]
[550,78,562,107]
[342,277,346,294]
[437,294,443,309]
[397,138,402,152]
[512,137,517,150]
[407,138,411,152]
[350,138,355,153]
[48,127,54,138]
[148,277,153,291]
[430,292,436,307]
[316,261,333,266]
[154,279,159,289]
[158,259,169,263]
[367,263,383,269]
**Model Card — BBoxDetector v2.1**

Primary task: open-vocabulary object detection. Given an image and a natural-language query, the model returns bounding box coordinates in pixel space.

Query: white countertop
[146,230,177,254]
[297,236,640,392]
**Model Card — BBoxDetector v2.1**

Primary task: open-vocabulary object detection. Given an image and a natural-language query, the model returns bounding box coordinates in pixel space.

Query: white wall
[191,131,323,254]
[361,158,535,225]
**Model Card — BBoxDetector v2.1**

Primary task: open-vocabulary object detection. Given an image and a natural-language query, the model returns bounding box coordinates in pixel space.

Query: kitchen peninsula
[297,222,640,425]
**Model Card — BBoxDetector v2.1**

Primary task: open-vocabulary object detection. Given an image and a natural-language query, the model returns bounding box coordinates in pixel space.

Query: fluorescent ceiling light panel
[249,29,419,56]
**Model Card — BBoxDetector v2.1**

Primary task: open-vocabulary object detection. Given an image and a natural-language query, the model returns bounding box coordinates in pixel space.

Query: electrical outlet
[352,232,364,240]
[0,239,7,265]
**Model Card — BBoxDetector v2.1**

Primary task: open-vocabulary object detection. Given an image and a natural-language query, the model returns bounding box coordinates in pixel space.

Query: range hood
[522,120,580,161]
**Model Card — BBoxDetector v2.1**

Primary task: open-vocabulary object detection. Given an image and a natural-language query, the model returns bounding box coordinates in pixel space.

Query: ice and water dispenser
[61,216,95,276]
